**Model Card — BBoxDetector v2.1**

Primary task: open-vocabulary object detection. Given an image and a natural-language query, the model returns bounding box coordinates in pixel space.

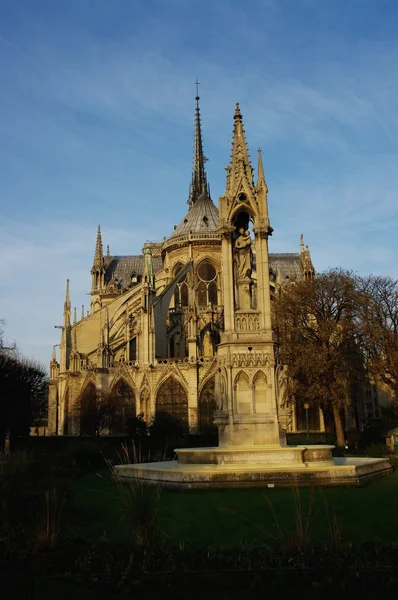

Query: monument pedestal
[115,449,392,488]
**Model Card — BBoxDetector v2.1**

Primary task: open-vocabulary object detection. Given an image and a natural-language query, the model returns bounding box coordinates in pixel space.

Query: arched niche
[235,371,251,414]
[109,379,136,435]
[62,389,69,435]
[156,376,188,429]
[253,370,269,413]
[140,387,151,421]
[198,377,216,433]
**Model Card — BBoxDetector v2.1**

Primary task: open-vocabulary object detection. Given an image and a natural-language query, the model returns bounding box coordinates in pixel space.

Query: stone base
[115,447,393,489]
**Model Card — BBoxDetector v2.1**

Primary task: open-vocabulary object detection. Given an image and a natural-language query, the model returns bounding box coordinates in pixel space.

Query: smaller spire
[51,345,57,362]
[256,148,267,191]
[81,305,85,320]
[64,279,70,308]
[73,307,77,324]
[93,225,104,268]
[91,225,105,292]
[106,244,110,258]
[300,234,305,253]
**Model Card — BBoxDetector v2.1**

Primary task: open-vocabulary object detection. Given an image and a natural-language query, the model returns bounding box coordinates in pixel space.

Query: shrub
[107,445,163,550]
[149,412,184,459]
[50,440,104,477]
[364,443,390,458]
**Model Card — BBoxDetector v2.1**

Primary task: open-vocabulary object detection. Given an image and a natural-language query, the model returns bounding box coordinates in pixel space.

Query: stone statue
[235,227,252,279]
[215,371,227,411]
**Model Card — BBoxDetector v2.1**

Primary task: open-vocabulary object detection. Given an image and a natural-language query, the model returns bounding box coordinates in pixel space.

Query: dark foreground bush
[2,540,398,593]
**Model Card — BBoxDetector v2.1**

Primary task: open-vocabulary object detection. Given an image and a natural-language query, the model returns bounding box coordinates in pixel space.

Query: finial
[51,345,57,362]
[65,279,70,302]
[234,102,242,121]
[81,305,85,320]
[195,76,200,100]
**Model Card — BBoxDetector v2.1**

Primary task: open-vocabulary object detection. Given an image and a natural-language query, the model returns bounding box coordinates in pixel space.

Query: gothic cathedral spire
[187,83,209,207]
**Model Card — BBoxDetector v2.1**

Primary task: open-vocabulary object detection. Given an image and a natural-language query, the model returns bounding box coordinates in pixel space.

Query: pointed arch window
[156,377,188,428]
[196,260,218,307]
[109,380,136,435]
[198,377,217,432]
[173,264,189,308]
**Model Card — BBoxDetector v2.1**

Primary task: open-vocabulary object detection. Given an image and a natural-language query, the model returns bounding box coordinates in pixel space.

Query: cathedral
[48,96,319,437]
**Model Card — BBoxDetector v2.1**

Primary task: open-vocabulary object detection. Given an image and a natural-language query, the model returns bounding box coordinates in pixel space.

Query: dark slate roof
[269,253,302,281]
[170,193,219,237]
[104,251,302,291]
[105,255,163,290]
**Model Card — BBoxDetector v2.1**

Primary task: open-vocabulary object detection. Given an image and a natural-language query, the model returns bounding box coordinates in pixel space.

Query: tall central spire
[187,80,209,207]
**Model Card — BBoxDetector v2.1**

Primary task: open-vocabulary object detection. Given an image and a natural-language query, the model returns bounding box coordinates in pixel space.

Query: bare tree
[359,275,398,405]
[75,388,118,437]
[274,269,366,447]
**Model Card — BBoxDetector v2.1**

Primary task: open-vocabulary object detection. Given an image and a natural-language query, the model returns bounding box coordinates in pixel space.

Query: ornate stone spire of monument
[225,103,254,197]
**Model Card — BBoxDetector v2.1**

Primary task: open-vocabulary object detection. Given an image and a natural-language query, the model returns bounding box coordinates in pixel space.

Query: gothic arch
[109,378,136,435]
[79,381,97,435]
[155,364,190,396]
[234,371,251,414]
[155,375,188,428]
[230,205,255,228]
[198,376,216,432]
[62,387,70,435]
[173,262,189,308]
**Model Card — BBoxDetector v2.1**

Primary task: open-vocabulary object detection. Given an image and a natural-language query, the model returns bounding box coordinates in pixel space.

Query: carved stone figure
[235,227,252,279]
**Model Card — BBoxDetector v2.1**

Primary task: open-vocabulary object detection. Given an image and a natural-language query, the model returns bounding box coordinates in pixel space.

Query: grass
[65,468,398,548]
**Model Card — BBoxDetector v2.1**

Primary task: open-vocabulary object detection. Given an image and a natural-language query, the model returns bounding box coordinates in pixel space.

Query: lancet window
[196,260,218,307]
[174,264,189,308]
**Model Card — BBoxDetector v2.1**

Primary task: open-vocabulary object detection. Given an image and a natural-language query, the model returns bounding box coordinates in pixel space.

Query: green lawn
[66,468,398,548]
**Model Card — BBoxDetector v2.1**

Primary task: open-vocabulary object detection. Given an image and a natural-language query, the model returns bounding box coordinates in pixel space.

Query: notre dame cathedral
[48,96,321,437]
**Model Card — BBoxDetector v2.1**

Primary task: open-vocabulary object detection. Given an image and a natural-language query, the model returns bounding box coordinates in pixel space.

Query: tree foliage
[274,269,367,446]
[77,388,118,437]
[0,328,48,440]
[359,275,398,405]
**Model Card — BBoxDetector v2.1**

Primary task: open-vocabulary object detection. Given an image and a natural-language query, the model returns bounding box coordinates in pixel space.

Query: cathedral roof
[105,255,163,290]
[169,193,219,238]
[269,253,302,281]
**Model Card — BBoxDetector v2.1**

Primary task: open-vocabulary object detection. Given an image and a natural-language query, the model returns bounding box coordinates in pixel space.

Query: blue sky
[1,0,398,366]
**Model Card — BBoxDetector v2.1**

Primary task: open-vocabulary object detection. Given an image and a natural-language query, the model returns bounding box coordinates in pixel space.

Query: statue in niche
[235,227,252,279]
[215,370,227,411]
